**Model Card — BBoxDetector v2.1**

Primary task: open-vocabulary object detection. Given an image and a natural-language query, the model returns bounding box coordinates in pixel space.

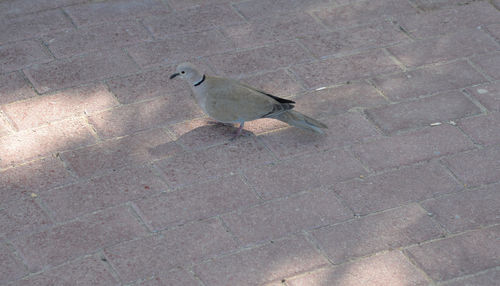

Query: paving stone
[0,9,72,44]
[220,12,328,49]
[64,0,169,27]
[142,4,242,38]
[371,60,486,101]
[299,21,410,58]
[25,50,138,93]
[353,125,473,170]
[313,204,444,263]
[193,236,329,286]
[459,112,500,146]
[443,145,500,187]
[0,40,52,73]
[0,0,87,17]
[13,254,118,286]
[222,188,352,244]
[396,1,500,38]
[292,49,402,89]
[366,91,480,134]
[42,165,166,222]
[243,149,367,200]
[168,0,231,10]
[293,82,388,118]
[466,82,500,112]
[44,21,151,58]
[287,251,429,286]
[134,175,260,231]
[127,29,233,68]
[61,128,182,178]
[88,93,203,139]
[259,112,380,159]
[408,0,478,10]
[387,29,499,68]
[0,242,27,284]
[137,268,199,286]
[0,118,96,168]
[204,42,311,77]
[405,225,500,281]
[0,72,36,105]
[104,218,237,284]
[421,184,500,233]
[486,23,500,41]
[334,161,461,215]
[314,0,415,29]
[2,84,119,130]
[439,268,500,286]
[234,0,335,19]
[0,115,12,137]
[0,198,52,240]
[471,51,500,81]
[0,157,75,203]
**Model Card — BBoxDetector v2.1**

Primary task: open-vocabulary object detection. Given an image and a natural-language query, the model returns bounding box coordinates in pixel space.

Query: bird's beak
[169,73,180,79]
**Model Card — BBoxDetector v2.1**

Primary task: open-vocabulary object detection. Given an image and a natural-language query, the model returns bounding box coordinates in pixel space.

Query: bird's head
[170,62,203,86]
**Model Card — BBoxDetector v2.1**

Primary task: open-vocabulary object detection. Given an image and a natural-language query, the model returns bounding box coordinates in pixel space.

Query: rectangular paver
[466,82,500,112]
[471,51,500,81]
[0,197,52,239]
[0,242,27,284]
[0,40,52,73]
[0,72,36,105]
[459,112,500,146]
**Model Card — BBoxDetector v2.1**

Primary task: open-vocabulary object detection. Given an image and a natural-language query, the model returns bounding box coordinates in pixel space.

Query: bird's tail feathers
[274,110,327,134]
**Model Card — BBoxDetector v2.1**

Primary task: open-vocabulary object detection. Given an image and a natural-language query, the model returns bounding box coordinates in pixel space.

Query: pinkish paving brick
[0,118,96,168]
[459,112,500,146]
[291,49,401,89]
[405,225,500,281]
[0,242,27,284]
[143,4,242,38]
[408,0,475,10]
[0,157,75,203]
[61,128,182,178]
[0,40,52,73]
[388,29,499,68]
[352,125,473,170]
[44,21,151,58]
[2,84,119,130]
[396,1,500,38]
[88,93,203,139]
[243,149,366,200]
[334,161,461,215]
[222,188,352,244]
[422,184,500,233]
[0,72,36,105]
[220,13,327,49]
[104,218,237,283]
[0,9,72,44]
[440,268,500,286]
[204,42,311,77]
[0,0,87,17]
[12,206,146,272]
[13,254,118,286]
[287,251,429,286]
[42,165,166,222]
[0,114,12,137]
[299,21,410,58]
[471,51,500,81]
[138,268,199,286]
[444,145,500,187]
[259,112,380,159]
[127,29,233,68]
[293,82,387,118]
[466,82,500,112]
[134,175,260,231]
[366,91,480,134]
[107,68,187,104]
[168,0,231,10]
[234,0,330,19]
[152,152,206,188]
[313,204,444,264]
[371,60,486,101]
[314,0,415,29]
[194,236,328,286]
[25,50,138,93]
[0,198,52,239]
[486,23,500,41]
[240,69,304,99]
[64,0,169,27]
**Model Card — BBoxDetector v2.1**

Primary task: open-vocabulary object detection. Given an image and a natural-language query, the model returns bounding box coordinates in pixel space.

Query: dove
[170,62,327,138]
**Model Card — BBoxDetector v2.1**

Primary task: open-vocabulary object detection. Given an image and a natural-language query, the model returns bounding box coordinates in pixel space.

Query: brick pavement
[0,0,499,285]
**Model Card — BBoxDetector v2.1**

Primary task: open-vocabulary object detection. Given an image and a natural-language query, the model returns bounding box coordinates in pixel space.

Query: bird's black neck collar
[194,74,205,87]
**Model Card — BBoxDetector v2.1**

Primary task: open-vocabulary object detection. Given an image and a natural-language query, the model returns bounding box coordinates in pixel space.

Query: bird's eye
[181,71,185,74]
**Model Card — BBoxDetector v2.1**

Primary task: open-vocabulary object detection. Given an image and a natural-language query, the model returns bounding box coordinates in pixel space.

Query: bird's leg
[230,122,245,140]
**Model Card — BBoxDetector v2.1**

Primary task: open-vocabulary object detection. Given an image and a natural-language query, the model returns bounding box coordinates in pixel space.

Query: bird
[170,62,327,138]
